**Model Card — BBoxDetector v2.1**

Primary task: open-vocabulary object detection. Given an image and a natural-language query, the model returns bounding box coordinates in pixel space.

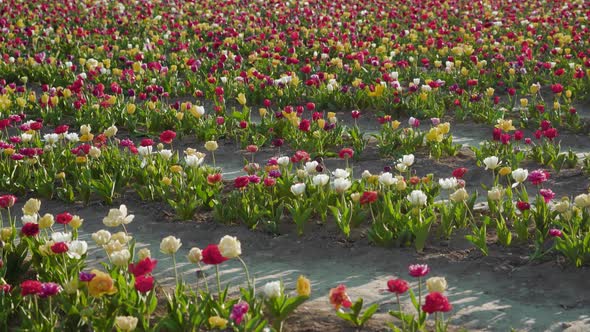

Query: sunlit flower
[67,240,88,259]
[92,230,111,245]
[379,172,398,186]
[185,154,204,168]
[511,168,529,185]
[400,154,415,167]
[312,174,330,186]
[208,316,228,329]
[290,183,306,196]
[487,186,505,201]
[329,284,352,310]
[438,177,458,190]
[297,275,311,297]
[218,235,241,258]
[408,264,430,277]
[574,194,590,208]
[87,269,117,297]
[160,236,182,255]
[495,119,516,132]
[263,281,282,299]
[103,205,134,227]
[483,156,501,170]
[426,277,448,293]
[333,178,352,194]
[187,247,202,263]
[22,198,41,216]
[204,141,218,151]
[110,249,131,267]
[450,188,469,203]
[407,190,427,207]
[115,316,138,332]
[332,168,350,178]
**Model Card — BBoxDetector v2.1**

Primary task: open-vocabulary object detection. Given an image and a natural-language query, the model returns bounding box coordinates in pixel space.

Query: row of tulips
[0,197,457,331]
[0,118,588,265]
[215,148,590,266]
[0,199,304,331]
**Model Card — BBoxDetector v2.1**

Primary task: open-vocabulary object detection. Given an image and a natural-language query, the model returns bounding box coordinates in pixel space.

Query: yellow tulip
[236,93,247,106]
[127,104,136,115]
[495,119,515,132]
[87,270,117,297]
[297,276,311,297]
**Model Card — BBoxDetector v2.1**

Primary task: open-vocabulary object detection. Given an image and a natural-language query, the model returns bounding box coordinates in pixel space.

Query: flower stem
[172,254,179,285]
[197,263,209,293]
[418,277,422,316]
[49,297,53,326]
[7,207,13,227]
[237,256,252,290]
[435,312,440,330]
[215,265,222,300]
[369,203,376,223]
[396,293,405,331]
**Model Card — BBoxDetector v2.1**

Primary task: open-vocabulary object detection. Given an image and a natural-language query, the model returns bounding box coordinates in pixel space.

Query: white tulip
[574,194,590,208]
[511,168,528,184]
[21,214,38,224]
[103,205,134,227]
[262,281,282,299]
[104,125,118,138]
[407,190,427,206]
[218,235,241,258]
[395,163,408,173]
[379,172,398,186]
[333,178,352,194]
[68,240,88,259]
[21,133,33,143]
[487,186,504,201]
[483,156,500,170]
[110,249,131,267]
[290,183,306,196]
[426,277,448,293]
[194,106,205,116]
[401,154,415,167]
[332,168,350,178]
[312,174,330,186]
[304,161,319,174]
[438,177,458,190]
[44,133,59,145]
[111,231,132,244]
[187,247,202,263]
[137,146,152,156]
[158,149,173,160]
[137,248,151,260]
[92,230,111,245]
[450,188,469,202]
[185,154,204,168]
[51,232,72,243]
[115,316,138,332]
[88,146,101,158]
[277,156,290,166]
[160,236,182,255]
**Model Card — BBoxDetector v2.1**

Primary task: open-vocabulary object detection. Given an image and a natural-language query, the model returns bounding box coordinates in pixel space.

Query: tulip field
[1,0,590,330]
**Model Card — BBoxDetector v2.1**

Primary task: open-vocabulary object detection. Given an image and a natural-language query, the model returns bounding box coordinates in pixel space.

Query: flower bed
[0,0,590,329]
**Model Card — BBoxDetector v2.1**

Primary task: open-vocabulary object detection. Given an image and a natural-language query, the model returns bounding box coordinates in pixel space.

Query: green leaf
[360,303,379,325]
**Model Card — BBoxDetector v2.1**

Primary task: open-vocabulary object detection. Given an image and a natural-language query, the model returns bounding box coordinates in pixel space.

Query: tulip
[290,183,306,196]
